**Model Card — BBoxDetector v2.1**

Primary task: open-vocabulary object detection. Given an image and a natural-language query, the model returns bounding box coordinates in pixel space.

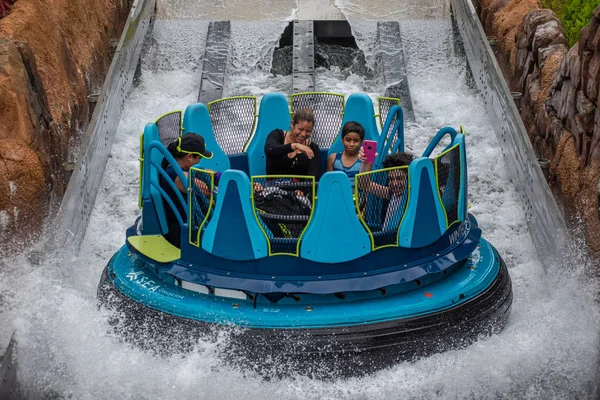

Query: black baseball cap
[177,132,212,159]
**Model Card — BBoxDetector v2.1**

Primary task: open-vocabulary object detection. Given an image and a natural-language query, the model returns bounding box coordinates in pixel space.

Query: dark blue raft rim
[98,250,511,376]
[118,217,481,296]
[106,225,500,328]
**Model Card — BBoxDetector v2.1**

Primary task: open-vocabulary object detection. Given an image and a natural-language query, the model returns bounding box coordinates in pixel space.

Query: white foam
[0,16,598,400]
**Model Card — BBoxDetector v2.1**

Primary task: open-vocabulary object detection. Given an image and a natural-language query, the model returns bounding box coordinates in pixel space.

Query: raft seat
[128,235,181,263]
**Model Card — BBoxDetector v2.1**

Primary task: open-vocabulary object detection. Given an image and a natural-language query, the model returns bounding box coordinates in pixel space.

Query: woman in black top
[264,108,321,178]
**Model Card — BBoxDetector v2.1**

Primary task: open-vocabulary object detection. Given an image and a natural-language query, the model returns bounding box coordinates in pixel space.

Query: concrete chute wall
[53,0,156,250]
[450,0,569,266]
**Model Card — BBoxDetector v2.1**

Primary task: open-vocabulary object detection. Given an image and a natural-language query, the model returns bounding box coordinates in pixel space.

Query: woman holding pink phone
[326,121,375,187]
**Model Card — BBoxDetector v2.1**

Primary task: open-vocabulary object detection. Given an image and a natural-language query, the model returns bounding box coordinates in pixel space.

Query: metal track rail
[376,21,415,121]
[197,21,231,103]
[292,20,315,93]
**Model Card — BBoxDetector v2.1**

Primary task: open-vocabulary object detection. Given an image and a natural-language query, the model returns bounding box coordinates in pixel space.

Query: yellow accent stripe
[433,143,461,228]
[207,96,258,153]
[250,175,316,256]
[154,110,183,125]
[128,235,181,263]
[377,96,401,126]
[290,92,346,146]
[289,92,345,115]
[188,168,216,247]
[138,132,144,209]
[354,165,410,251]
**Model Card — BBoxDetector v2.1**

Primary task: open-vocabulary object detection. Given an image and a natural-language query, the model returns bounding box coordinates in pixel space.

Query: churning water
[1,5,599,399]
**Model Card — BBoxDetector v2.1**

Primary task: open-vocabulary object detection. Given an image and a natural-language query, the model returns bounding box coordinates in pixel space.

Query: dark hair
[166,141,185,159]
[382,152,414,168]
[341,121,365,140]
[292,108,315,126]
[162,132,212,167]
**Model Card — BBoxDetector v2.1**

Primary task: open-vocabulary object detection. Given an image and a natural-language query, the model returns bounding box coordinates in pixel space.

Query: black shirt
[264,129,321,178]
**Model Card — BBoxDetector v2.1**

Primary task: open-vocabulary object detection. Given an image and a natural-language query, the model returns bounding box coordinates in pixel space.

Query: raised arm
[357,148,389,199]
[264,129,294,157]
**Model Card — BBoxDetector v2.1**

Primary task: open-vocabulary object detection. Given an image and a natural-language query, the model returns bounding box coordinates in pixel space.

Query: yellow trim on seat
[138,132,144,209]
[377,96,401,127]
[188,168,216,247]
[207,96,258,153]
[433,143,460,228]
[354,165,410,251]
[250,175,316,257]
[128,235,181,263]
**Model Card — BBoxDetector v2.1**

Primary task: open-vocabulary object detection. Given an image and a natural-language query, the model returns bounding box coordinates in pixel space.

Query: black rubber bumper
[98,256,512,377]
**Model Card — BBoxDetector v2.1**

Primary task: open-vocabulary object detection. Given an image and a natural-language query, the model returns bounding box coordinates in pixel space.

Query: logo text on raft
[126,271,161,292]
[449,221,469,245]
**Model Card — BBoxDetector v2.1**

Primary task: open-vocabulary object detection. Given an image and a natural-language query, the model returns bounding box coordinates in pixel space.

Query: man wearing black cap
[161,132,213,247]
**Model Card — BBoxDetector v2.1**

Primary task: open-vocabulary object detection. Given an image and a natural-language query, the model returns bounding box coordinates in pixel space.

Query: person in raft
[264,108,321,178]
[326,121,374,188]
[160,132,213,247]
[358,152,414,232]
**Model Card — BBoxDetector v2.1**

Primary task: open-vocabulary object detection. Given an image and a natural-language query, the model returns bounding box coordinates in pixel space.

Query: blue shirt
[332,152,362,188]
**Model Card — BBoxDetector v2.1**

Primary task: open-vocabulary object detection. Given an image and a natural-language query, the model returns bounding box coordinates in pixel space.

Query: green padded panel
[127,235,181,263]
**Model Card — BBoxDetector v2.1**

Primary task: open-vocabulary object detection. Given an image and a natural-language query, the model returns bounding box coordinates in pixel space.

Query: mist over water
[0,8,599,400]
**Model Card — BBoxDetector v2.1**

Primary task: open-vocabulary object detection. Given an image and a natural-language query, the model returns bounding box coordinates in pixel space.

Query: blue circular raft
[98,221,512,376]
[98,95,513,376]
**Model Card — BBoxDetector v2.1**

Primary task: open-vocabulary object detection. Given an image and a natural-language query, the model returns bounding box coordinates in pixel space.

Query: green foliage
[541,0,600,47]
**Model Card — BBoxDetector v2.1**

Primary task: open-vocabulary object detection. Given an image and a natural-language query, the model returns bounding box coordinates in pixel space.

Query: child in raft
[326,121,373,187]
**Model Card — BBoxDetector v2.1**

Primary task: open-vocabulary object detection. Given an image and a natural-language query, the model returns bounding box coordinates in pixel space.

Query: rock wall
[478,0,600,254]
[0,0,132,244]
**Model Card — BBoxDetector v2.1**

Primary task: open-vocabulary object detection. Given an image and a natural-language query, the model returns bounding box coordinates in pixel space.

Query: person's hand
[358,148,378,164]
[253,182,264,192]
[295,189,304,197]
[294,143,314,159]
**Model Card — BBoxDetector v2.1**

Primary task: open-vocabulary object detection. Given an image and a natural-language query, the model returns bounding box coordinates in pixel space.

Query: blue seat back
[194,170,268,261]
[246,93,291,177]
[398,158,447,248]
[301,172,371,263]
[183,103,230,172]
[328,93,380,159]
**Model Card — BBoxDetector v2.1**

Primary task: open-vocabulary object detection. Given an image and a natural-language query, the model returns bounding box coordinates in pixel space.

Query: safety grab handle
[421,126,458,158]
[375,105,404,168]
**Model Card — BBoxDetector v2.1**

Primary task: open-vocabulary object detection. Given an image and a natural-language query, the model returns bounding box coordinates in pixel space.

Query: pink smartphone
[362,140,377,164]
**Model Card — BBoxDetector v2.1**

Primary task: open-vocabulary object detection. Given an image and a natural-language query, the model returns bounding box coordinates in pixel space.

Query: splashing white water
[0,13,598,400]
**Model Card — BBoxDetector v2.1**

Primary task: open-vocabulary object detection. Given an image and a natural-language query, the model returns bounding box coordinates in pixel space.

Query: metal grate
[156,111,183,146]
[251,176,315,256]
[378,97,400,129]
[290,92,344,149]
[355,166,410,249]
[208,96,257,155]
[434,145,461,227]
[189,168,215,246]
